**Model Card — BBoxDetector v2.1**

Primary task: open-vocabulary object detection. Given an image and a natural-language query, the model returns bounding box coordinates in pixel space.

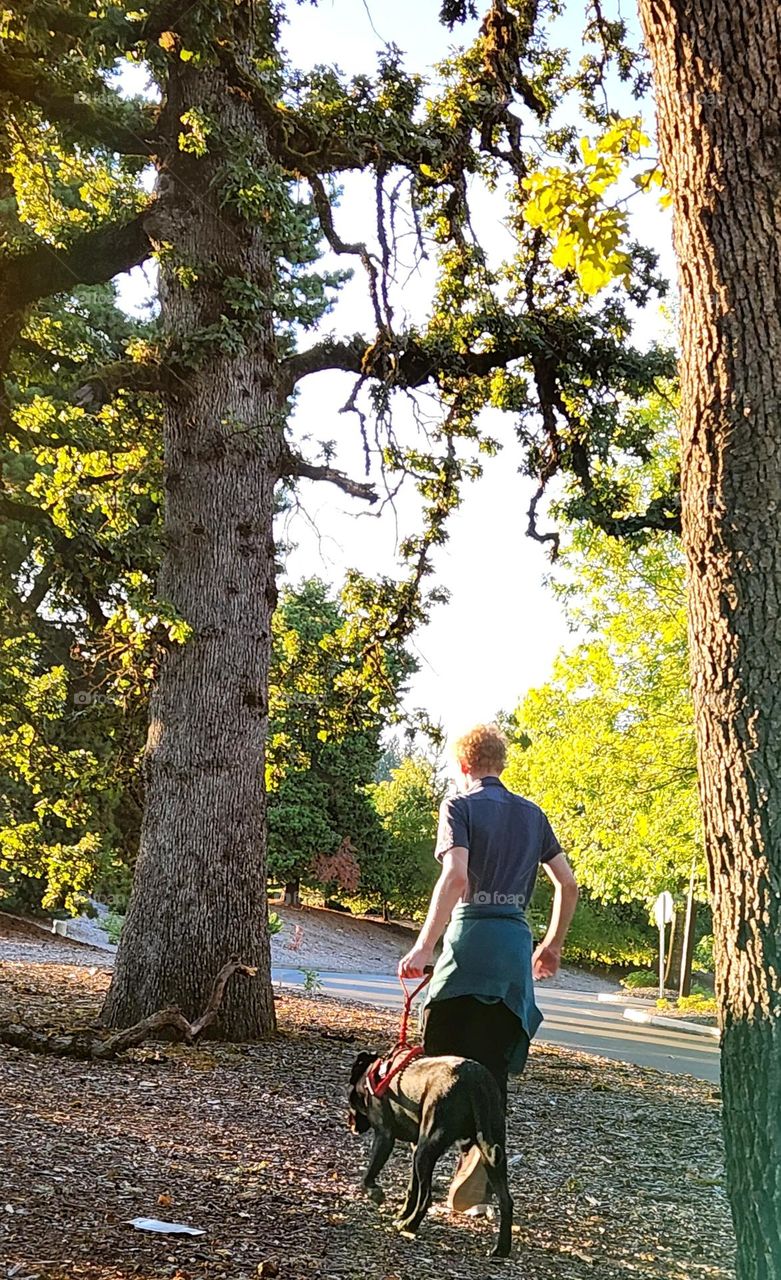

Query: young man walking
[398,723,579,1210]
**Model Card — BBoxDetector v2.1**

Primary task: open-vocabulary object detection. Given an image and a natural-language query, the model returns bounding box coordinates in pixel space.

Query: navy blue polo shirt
[434,776,561,912]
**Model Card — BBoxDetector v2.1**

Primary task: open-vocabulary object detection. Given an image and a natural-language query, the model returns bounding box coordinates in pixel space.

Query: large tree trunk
[102,24,280,1040]
[283,878,301,907]
[637,3,781,1273]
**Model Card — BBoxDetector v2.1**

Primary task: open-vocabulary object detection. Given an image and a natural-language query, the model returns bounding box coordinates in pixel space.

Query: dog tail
[471,1082,506,1170]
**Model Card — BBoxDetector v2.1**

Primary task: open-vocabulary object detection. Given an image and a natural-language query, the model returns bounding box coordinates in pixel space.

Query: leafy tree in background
[368,755,442,919]
[265,576,418,907]
[0,280,162,914]
[505,516,702,907]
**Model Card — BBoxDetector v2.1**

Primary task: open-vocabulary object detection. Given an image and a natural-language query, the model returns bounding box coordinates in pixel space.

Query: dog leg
[395,1131,448,1236]
[396,1161,420,1226]
[479,1145,513,1258]
[363,1131,395,1204]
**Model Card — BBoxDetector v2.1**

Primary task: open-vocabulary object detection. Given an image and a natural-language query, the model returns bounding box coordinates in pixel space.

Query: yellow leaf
[551,231,577,271]
[577,255,611,296]
[580,137,598,165]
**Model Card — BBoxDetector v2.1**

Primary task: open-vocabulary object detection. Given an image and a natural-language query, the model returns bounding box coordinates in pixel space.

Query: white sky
[120,0,676,739]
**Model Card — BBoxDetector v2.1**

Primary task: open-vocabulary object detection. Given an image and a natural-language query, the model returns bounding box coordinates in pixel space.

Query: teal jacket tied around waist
[424,902,541,1072]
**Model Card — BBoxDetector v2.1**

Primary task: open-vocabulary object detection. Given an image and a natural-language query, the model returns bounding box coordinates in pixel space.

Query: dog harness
[365,972,431,1099]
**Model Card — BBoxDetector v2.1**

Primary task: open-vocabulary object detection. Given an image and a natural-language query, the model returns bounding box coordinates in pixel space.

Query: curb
[622,1007,721,1041]
[596,992,685,1006]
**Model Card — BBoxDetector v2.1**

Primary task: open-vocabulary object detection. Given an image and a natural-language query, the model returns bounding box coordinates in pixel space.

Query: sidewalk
[596,992,721,1041]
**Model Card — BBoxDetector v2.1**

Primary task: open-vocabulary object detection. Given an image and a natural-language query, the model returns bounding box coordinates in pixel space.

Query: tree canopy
[505,498,702,908]
[0,0,679,932]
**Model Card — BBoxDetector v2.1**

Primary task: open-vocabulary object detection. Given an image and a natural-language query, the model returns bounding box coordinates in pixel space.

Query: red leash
[398,972,432,1048]
[366,971,431,1099]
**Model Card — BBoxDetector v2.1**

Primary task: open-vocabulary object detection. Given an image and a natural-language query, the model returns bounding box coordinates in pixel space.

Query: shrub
[103,912,124,945]
[677,991,717,1016]
[693,933,715,972]
[529,887,656,968]
[302,968,323,994]
[621,969,655,990]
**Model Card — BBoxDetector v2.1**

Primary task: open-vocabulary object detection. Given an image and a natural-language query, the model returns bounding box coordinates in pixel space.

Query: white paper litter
[126,1218,205,1236]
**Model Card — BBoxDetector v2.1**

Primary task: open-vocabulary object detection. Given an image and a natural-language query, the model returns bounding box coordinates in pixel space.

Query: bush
[677,991,717,1016]
[693,933,715,972]
[103,912,124,944]
[529,887,656,968]
[658,992,718,1017]
[621,969,655,989]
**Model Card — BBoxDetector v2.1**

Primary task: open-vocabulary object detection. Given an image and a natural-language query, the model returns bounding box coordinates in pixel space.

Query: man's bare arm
[398,848,469,978]
[533,853,579,980]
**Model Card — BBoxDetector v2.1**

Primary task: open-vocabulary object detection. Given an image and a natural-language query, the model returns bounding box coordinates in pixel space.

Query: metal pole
[679,860,698,999]
[659,921,666,999]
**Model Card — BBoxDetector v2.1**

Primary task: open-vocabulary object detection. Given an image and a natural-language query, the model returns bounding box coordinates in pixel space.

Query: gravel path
[0,913,115,967]
[1,907,619,993]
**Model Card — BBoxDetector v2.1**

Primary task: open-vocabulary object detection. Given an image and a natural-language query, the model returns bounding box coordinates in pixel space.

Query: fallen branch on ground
[0,956,256,1060]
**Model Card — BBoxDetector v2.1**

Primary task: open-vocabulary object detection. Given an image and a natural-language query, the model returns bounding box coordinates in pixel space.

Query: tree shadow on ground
[0,959,733,1280]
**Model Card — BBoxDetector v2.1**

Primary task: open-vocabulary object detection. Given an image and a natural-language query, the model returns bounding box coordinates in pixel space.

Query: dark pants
[422,996,529,1111]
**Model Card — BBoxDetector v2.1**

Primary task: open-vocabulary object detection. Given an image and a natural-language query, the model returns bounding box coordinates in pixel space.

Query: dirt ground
[0,952,733,1280]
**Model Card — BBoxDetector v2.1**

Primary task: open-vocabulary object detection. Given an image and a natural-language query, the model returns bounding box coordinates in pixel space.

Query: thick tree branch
[590,492,682,539]
[72,360,168,411]
[218,53,444,177]
[285,452,378,503]
[280,336,368,395]
[0,209,154,310]
[281,332,532,397]
[0,56,160,155]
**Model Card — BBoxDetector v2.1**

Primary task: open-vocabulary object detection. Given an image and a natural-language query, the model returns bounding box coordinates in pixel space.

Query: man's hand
[398,944,435,979]
[532,941,562,980]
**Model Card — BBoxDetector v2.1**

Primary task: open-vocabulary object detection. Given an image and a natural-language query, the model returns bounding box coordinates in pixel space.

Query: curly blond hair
[453,723,508,775]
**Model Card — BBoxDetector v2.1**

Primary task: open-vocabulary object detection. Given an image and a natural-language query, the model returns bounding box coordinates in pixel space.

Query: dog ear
[348,1107,371,1134]
[350,1050,378,1085]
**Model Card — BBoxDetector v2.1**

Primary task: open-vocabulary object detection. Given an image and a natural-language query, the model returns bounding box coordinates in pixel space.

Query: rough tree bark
[637,3,781,1274]
[102,32,280,1040]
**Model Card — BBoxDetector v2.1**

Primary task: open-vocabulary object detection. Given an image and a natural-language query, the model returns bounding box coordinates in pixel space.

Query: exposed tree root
[0,956,256,1059]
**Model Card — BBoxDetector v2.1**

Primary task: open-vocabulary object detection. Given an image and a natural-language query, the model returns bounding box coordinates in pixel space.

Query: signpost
[653,891,675,999]
[678,861,698,999]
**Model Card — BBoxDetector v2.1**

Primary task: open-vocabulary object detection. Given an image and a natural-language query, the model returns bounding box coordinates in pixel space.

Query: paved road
[273,968,721,1085]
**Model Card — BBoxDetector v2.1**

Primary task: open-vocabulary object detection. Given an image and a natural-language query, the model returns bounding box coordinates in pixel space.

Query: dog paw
[394,1221,417,1239]
[366,1185,384,1205]
[488,1245,511,1260]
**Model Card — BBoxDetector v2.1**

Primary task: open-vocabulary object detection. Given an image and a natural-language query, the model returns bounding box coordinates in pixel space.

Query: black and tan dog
[348,1050,513,1257]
